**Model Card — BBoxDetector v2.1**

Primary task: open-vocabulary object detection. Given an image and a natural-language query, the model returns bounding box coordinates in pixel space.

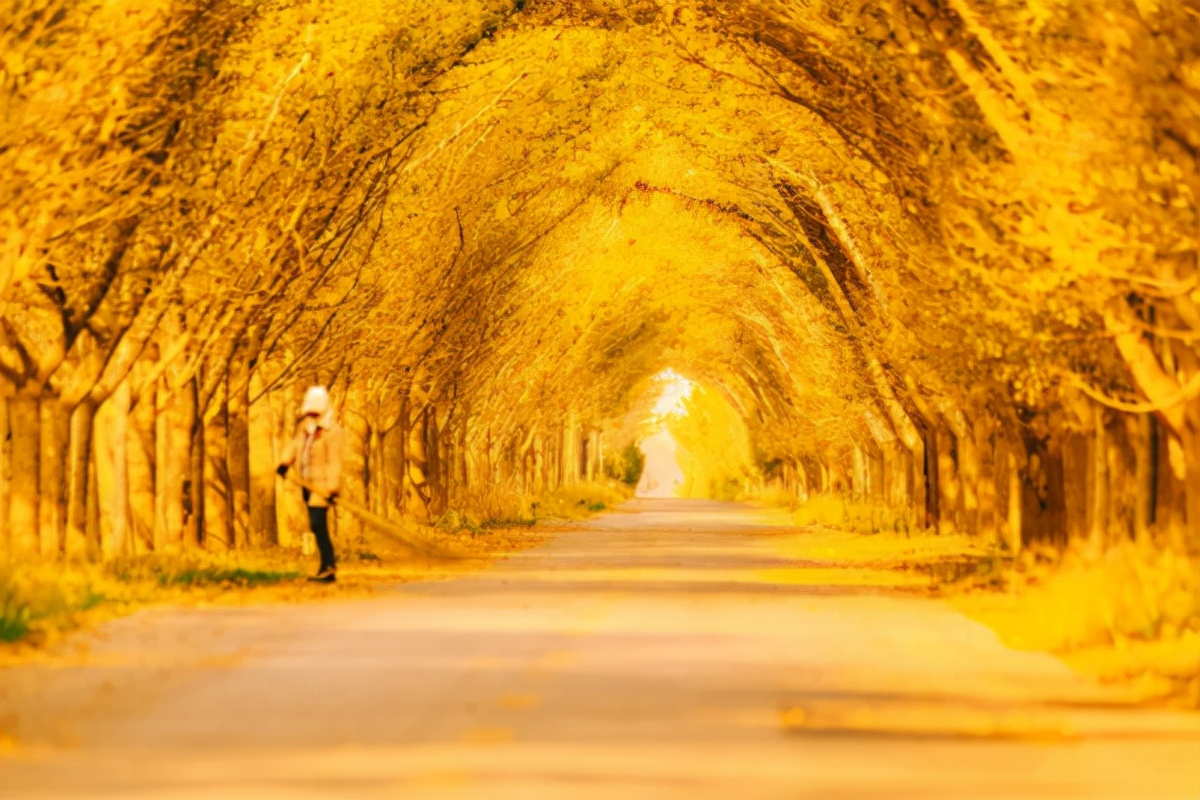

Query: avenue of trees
[1,0,1196,558]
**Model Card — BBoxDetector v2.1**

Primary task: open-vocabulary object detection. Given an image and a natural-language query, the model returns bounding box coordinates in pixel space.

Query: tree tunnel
[1,0,1197,559]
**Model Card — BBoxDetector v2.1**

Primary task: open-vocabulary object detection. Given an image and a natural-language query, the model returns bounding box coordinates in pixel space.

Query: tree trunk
[1132,414,1155,544]
[203,387,232,550]
[38,398,71,556]
[579,430,590,483]
[7,397,39,554]
[1107,418,1138,542]
[1088,406,1109,549]
[127,383,156,552]
[367,424,383,515]
[1062,430,1089,545]
[922,425,939,531]
[94,381,131,557]
[247,371,278,548]
[187,380,204,548]
[0,390,8,553]
[226,354,251,550]
[154,376,193,552]
[457,413,469,497]
[404,401,430,522]
[595,431,604,485]
[1183,400,1200,555]
[534,433,545,495]
[389,396,409,521]
[556,422,565,488]
[339,393,368,541]
[65,400,95,558]
[974,422,998,545]
[935,424,959,534]
[1043,439,1068,547]
[86,440,101,560]
[1005,449,1022,555]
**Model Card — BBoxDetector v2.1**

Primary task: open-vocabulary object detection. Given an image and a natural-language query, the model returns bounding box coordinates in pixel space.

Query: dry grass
[951,540,1200,706]
[434,481,631,534]
[0,553,303,650]
[760,496,1200,707]
[0,518,553,655]
[754,489,918,536]
[532,481,631,520]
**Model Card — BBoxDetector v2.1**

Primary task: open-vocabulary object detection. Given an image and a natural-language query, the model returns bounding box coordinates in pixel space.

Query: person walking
[277,385,345,582]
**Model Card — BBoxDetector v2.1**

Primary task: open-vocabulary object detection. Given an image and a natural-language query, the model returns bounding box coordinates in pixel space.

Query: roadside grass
[435,480,630,536]
[949,540,1200,707]
[761,523,999,590]
[0,512,559,654]
[754,489,917,536]
[766,508,1200,707]
[533,482,630,520]
[752,486,1199,705]
[107,554,301,587]
[0,554,304,650]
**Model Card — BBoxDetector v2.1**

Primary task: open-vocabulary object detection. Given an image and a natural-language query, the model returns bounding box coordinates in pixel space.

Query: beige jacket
[280,418,345,508]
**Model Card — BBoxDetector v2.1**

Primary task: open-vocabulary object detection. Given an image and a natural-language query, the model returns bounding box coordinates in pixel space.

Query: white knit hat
[300,385,331,417]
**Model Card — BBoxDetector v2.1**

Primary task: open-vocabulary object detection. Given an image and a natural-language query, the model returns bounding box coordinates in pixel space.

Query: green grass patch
[0,562,108,646]
[107,554,299,587]
[0,552,306,647]
[0,569,33,642]
[481,517,537,529]
[159,566,300,587]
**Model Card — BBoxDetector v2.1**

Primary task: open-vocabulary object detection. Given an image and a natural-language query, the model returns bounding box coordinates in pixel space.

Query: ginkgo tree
[1,0,1195,559]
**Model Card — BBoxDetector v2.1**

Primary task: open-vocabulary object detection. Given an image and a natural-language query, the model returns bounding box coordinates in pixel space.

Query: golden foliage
[0,0,1196,554]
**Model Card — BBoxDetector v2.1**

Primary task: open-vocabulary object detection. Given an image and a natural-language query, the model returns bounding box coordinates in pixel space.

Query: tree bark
[65,400,95,558]
[1062,430,1089,545]
[154,375,193,552]
[128,381,156,552]
[1183,401,1200,555]
[203,386,232,550]
[94,381,131,557]
[7,397,39,554]
[1088,406,1109,549]
[922,425,939,531]
[226,350,251,550]
[935,423,959,534]
[187,379,204,548]
[1132,414,1154,544]
[247,371,278,548]
[0,390,8,553]
[38,398,71,555]
[339,393,369,541]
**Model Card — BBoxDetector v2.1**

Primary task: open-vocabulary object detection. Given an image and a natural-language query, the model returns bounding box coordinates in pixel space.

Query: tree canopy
[2,0,1196,555]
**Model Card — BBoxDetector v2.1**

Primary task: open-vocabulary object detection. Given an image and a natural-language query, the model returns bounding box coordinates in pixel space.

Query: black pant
[304,491,336,573]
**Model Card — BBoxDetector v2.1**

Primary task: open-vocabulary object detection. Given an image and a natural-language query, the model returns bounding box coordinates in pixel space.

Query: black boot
[307,567,336,583]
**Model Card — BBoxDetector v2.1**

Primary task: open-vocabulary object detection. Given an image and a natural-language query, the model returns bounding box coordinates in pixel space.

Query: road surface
[3,499,1198,798]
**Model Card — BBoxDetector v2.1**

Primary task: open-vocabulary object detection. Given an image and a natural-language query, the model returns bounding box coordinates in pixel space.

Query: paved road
[3,500,1198,799]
